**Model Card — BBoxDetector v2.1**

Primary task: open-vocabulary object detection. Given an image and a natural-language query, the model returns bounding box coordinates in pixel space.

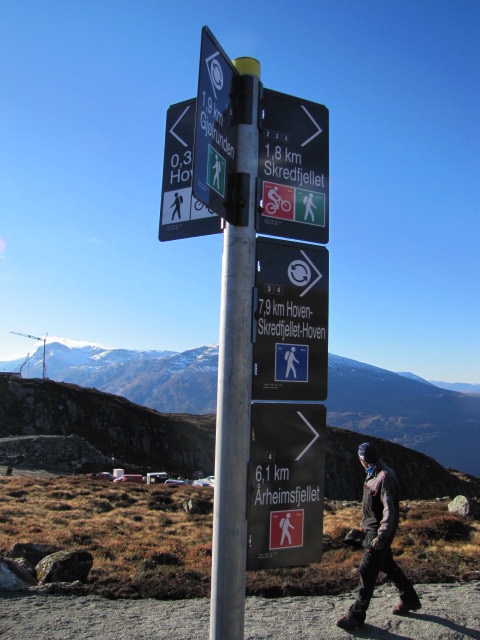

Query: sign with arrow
[257,89,329,244]
[253,237,329,401]
[247,403,326,570]
[192,27,239,222]
[159,98,222,241]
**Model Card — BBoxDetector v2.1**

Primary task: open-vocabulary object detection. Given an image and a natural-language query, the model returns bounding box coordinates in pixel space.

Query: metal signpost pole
[209,57,260,640]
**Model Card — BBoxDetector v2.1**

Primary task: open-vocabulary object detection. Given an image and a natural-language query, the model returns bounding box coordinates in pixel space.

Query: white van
[146,472,170,484]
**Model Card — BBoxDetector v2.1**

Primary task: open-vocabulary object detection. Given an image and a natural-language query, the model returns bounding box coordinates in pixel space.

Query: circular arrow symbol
[210,58,223,91]
[288,260,311,286]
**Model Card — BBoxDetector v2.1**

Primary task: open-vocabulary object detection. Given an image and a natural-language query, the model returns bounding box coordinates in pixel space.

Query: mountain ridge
[1,339,479,476]
[1,375,479,500]
[2,339,478,392]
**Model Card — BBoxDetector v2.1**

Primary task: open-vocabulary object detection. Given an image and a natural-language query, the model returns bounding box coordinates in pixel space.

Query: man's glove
[368,537,385,551]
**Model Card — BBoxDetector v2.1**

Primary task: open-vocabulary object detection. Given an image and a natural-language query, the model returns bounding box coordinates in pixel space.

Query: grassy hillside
[1,475,479,599]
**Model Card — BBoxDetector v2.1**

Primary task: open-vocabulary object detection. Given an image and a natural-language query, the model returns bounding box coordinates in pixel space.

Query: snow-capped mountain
[1,339,479,476]
[1,340,176,380]
[0,340,217,415]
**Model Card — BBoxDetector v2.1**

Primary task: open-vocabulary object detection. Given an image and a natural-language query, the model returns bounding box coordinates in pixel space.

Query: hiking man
[336,442,421,630]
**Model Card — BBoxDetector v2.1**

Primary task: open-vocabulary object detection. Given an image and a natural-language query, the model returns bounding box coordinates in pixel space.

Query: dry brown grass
[1,476,479,599]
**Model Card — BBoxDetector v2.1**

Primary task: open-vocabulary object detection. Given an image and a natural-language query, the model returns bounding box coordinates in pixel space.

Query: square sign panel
[253,237,329,401]
[159,99,222,241]
[193,27,238,222]
[247,403,326,570]
[258,89,329,244]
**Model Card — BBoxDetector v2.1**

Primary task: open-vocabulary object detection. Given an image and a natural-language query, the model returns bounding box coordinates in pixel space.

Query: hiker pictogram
[284,346,299,379]
[275,343,309,383]
[280,512,294,545]
[269,509,304,550]
[303,193,316,222]
[295,188,326,227]
[207,145,226,197]
[161,187,191,227]
[171,192,184,220]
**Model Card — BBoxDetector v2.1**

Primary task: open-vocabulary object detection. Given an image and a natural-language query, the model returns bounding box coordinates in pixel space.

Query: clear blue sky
[1,0,479,383]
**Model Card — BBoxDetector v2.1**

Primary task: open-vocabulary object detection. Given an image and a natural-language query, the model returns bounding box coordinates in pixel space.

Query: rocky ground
[1,582,480,639]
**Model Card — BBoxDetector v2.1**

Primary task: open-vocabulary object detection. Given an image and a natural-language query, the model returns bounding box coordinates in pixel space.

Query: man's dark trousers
[350,534,417,619]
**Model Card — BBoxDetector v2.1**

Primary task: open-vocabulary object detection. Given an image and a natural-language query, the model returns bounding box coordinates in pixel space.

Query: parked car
[193,476,215,488]
[193,478,210,487]
[146,472,170,484]
[164,477,189,485]
[113,474,144,483]
[93,472,114,481]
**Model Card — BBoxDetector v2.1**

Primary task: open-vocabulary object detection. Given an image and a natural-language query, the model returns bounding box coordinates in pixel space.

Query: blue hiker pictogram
[275,344,309,382]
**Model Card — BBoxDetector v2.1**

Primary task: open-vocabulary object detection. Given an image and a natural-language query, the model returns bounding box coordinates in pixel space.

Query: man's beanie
[358,442,379,463]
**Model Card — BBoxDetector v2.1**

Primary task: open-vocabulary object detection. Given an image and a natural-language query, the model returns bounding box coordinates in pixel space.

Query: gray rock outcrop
[36,549,93,585]
[0,434,110,472]
[0,376,215,475]
[7,542,60,568]
[0,545,93,592]
[448,494,480,518]
[0,557,37,591]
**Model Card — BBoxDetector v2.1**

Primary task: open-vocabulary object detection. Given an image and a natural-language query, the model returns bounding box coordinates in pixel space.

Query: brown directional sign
[257,89,329,244]
[192,27,238,222]
[252,237,329,401]
[159,99,222,241]
[247,403,326,570]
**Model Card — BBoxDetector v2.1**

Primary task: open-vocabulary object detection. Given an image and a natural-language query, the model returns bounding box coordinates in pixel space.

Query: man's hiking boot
[392,596,421,615]
[336,612,365,629]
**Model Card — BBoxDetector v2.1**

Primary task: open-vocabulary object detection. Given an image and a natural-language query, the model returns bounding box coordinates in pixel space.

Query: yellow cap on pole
[232,57,261,78]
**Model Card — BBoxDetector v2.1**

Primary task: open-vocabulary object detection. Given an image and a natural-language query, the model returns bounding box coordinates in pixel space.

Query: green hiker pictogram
[295,189,325,226]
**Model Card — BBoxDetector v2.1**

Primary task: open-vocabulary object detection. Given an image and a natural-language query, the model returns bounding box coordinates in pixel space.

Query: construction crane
[10,331,48,379]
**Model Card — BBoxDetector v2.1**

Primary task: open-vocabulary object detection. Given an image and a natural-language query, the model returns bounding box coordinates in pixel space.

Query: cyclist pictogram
[191,197,215,220]
[262,182,294,221]
[194,199,214,214]
[265,186,292,215]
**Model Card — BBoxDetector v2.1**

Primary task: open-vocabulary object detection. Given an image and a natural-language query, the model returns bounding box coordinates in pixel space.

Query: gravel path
[1,582,479,639]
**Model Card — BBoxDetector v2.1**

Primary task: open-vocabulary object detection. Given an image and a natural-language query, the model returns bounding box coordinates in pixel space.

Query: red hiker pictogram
[269,509,304,550]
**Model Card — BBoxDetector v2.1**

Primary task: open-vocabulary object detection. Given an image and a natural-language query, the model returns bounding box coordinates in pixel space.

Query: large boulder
[7,542,59,570]
[0,557,37,591]
[448,495,480,519]
[36,549,93,585]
